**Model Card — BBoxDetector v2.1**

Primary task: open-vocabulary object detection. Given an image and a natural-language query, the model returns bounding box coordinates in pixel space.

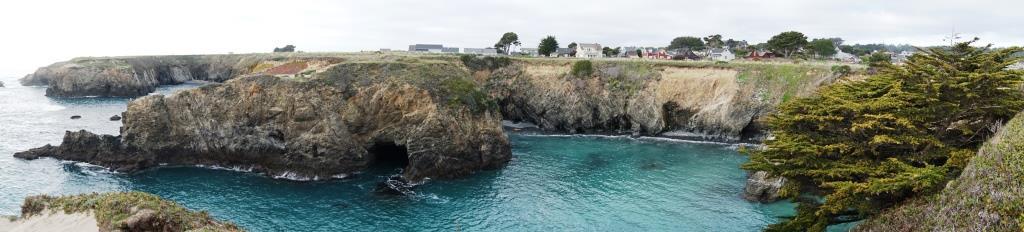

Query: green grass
[21,192,240,231]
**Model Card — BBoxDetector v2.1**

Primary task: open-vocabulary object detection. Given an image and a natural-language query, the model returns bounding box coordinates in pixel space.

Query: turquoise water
[0,76,797,231]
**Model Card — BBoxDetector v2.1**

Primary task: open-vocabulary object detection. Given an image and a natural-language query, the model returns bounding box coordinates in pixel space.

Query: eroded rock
[743,171,786,202]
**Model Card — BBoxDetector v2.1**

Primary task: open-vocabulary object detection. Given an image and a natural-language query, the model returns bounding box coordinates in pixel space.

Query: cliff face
[855,111,1024,231]
[483,59,837,142]
[21,54,343,97]
[17,54,843,182]
[16,58,511,182]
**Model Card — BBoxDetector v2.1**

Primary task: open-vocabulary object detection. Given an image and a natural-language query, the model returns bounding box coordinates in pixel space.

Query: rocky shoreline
[15,54,843,194]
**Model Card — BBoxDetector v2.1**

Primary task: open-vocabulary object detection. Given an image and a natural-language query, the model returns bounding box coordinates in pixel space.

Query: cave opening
[368,141,410,172]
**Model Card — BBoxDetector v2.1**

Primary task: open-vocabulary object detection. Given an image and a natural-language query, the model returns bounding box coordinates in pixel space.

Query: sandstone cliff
[481,58,838,142]
[17,56,511,182]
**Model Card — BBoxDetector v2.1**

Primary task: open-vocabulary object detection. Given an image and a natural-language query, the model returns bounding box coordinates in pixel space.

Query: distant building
[519,48,539,57]
[576,43,603,58]
[668,48,699,60]
[1009,61,1024,70]
[556,48,574,57]
[442,47,460,53]
[408,44,445,52]
[747,50,778,59]
[380,48,392,52]
[708,48,735,61]
[463,48,498,55]
[832,49,860,63]
[892,51,915,64]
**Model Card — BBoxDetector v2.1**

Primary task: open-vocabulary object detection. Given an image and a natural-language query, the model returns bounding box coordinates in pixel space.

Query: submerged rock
[17,60,512,182]
[742,171,786,202]
[109,115,121,121]
[375,174,417,196]
[0,80,4,87]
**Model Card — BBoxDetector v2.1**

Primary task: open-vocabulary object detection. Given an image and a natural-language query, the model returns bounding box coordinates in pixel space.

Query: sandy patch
[0,210,98,232]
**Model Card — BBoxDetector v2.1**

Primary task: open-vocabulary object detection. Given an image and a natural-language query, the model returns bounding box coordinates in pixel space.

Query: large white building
[576,43,603,58]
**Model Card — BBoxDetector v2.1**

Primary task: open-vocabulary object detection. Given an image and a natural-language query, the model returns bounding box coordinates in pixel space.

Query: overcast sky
[0,0,1021,77]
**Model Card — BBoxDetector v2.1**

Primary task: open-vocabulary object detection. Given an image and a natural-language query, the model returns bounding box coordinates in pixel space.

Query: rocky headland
[16,53,846,185]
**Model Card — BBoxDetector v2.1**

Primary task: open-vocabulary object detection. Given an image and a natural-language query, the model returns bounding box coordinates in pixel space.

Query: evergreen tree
[767,31,808,57]
[538,36,559,57]
[744,39,1024,231]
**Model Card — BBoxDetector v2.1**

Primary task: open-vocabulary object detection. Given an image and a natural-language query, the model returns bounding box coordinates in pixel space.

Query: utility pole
[943,26,962,47]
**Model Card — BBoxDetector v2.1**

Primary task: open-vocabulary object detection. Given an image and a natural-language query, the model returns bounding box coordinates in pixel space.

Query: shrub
[745,40,1024,231]
[459,55,511,72]
[571,60,594,77]
[830,65,852,77]
[444,78,495,114]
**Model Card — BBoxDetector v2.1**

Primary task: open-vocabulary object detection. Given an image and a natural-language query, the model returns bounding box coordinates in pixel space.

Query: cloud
[0,0,1020,76]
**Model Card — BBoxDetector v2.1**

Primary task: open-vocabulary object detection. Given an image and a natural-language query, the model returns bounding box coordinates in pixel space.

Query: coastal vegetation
[20,192,240,231]
[743,40,1024,231]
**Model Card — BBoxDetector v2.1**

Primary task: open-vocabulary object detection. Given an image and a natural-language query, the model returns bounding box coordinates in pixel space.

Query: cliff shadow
[367,141,410,173]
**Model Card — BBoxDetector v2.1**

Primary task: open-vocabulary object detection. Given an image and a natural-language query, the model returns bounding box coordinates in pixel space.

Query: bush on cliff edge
[743,39,1024,231]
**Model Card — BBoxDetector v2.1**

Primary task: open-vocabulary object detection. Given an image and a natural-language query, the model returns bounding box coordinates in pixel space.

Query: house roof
[577,43,602,50]
[411,44,444,50]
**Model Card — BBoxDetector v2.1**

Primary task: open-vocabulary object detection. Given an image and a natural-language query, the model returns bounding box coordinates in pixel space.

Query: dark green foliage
[866,52,892,67]
[460,55,511,72]
[273,45,295,53]
[494,32,521,55]
[669,36,705,50]
[743,40,1024,231]
[767,31,808,57]
[704,34,724,48]
[831,65,852,77]
[571,60,594,77]
[636,49,643,58]
[444,78,495,114]
[808,38,838,58]
[538,36,559,57]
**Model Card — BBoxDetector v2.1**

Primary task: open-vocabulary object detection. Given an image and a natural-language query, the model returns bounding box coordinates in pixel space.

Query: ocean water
[0,76,798,231]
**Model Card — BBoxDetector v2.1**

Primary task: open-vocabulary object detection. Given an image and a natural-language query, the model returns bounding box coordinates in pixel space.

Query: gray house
[408,44,444,52]
[442,47,460,53]
[556,48,573,57]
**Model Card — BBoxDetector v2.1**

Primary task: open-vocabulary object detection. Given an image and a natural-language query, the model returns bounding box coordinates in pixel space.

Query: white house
[832,49,860,63]
[519,48,539,57]
[576,43,603,58]
[708,48,735,61]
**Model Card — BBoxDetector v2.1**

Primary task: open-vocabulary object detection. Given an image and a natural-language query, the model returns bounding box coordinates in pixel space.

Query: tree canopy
[273,45,295,52]
[807,38,837,58]
[494,32,521,55]
[538,36,559,57]
[766,31,808,57]
[668,36,705,50]
[744,40,1024,231]
[704,34,724,48]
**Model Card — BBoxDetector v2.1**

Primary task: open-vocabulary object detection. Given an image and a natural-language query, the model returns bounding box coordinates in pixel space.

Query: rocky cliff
[20,54,343,97]
[17,54,844,183]
[480,58,839,142]
[16,56,511,182]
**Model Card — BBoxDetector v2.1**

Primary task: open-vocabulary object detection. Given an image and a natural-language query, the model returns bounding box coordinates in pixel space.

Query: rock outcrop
[16,192,240,232]
[21,54,343,97]
[17,58,512,182]
[742,171,786,202]
[0,80,5,87]
[481,59,837,142]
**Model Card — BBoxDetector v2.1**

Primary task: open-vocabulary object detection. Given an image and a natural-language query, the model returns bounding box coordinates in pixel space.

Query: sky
[0,0,1021,77]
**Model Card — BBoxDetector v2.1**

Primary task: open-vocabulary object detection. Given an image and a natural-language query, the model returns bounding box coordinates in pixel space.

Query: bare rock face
[742,171,786,202]
[20,55,343,98]
[16,61,511,182]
